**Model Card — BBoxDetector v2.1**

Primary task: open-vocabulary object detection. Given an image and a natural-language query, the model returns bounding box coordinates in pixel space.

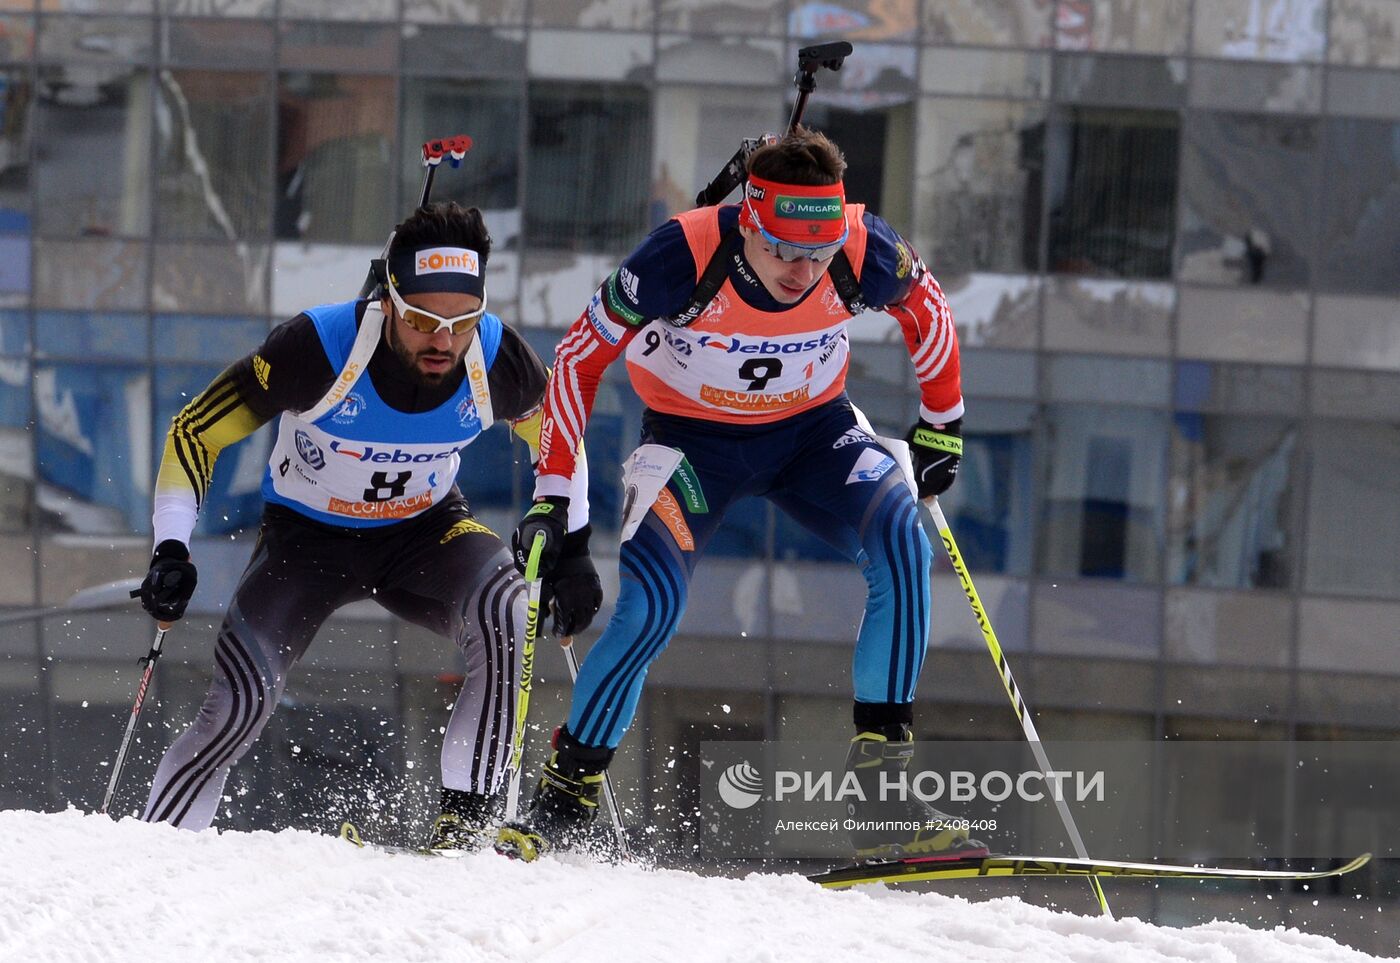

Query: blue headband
[386,246,485,298]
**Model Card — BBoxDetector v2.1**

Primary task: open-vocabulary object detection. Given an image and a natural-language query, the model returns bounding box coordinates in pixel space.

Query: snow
[0,809,1391,963]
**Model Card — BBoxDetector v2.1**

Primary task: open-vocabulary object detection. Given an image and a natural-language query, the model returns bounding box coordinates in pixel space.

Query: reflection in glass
[1046,107,1178,279]
[656,35,784,86]
[802,100,916,229]
[0,235,28,304]
[1043,277,1172,356]
[531,0,651,28]
[270,241,379,318]
[1192,0,1327,63]
[402,0,526,25]
[519,249,617,328]
[1164,588,1292,666]
[923,0,1053,49]
[1168,413,1298,589]
[35,312,147,360]
[33,239,148,310]
[526,82,650,254]
[941,399,1035,575]
[1173,361,1304,416]
[159,19,275,70]
[920,47,1048,99]
[653,84,778,221]
[401,78,520,213]
[960,348,1037,400]
[1054,0,1190,54]
[35,363,150,534]
[1178,113,1317,288]
[1299,598,1400,674]
[1177,286,1308,364]
[1033,581,1161,658]
[1311,368,1400,421]
[277,21,397,72]
[914,98,1046,275]
[1047,354,1169,406]
[1313,294,1400,372]
[943,273,1039,349]
[1321,118,1400,295]
[156,71,272,242]
[34,65,151,239]
[658,0,783,35]
[276,73,394,245]
[399,24,525,77]
[0,69,30,236]
[1304,420,1400,599]
[36,16,152,64]
[0,354,32,535]
[1188,60,1321,114]
[151,241,270,315]
[527,30,652,82]
[789,0,917,42]
[1328,0,1400,68]
[155,315,267,363]
[281,0,395,19]
[1324,67,1400,120]
[164,0,273,14]
[1052,54,1186,109]
[1038,403,1166,582]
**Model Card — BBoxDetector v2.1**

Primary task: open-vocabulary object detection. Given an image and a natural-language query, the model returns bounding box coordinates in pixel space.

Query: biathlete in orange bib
[497,127,983,862]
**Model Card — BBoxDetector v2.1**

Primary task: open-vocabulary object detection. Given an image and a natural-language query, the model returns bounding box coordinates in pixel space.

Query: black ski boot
[494,727,613,863]
[426,785,504,855]
[845,703,990,861]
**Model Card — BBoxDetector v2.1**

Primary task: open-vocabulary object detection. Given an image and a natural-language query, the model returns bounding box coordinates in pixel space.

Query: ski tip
[339,821,365,848]
[1339,853,1372,875]
[494,825,543,863]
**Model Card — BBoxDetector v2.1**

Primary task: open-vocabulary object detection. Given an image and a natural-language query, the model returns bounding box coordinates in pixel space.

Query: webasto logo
[329,441,465,463]
[690,331,839,355]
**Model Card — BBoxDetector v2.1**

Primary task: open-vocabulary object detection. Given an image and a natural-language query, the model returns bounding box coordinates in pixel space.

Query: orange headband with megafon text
[738,175,846,246]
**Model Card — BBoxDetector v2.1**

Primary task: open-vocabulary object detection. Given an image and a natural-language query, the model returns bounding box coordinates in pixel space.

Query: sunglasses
[386,277,488,335]
[744,197,849,262]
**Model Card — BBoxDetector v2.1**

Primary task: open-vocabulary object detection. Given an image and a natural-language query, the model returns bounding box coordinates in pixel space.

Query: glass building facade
[0,0,1397,948]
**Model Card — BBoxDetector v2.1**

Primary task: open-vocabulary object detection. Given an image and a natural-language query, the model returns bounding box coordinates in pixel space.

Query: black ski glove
[540,524,603,638]
[134,539,198,623]
[512,496,569,577]
[906,417,963,499]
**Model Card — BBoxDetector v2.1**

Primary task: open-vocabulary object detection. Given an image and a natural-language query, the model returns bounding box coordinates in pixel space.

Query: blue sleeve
[601,217,701,326]
[858,213,918,310]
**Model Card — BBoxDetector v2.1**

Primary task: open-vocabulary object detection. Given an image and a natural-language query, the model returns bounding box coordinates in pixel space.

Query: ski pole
[560,637,629,859]
[99,621,171,816]
[505,532,546,822]
[925,498,1112,918]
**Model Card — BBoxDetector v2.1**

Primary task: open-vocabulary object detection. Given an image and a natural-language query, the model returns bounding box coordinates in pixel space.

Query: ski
[809,852,1373,890]
[338,820,452,858]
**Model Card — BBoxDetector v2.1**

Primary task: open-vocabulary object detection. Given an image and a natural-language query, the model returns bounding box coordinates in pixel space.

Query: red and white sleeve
[886,257,964,424]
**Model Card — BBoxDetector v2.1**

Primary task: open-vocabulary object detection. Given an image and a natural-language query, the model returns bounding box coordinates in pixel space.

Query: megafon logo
[717,761,763,810]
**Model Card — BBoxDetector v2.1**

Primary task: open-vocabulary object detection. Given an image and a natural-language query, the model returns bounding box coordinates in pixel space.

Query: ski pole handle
[99,623,171,816]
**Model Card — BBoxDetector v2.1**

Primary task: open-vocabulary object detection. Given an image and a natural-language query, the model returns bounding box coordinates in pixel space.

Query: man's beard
[387,320,458,386]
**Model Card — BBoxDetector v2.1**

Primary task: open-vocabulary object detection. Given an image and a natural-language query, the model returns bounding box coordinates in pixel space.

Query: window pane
[159,18,275,69]
[940,399,1036,576]
[1303,420,1400,598]
[0,236,29,306]
[1038,403,1167,582]
[914,98,1046,275]
[531,0,651,28]
[1299,597,1400,675]
[400,78,520,214]
[34,65,151,238]
[155,314,267,362]
[0,310,27,353]
[1167,413,1300,589]
[923,0,1053,48]
[1173,361,1305,416]
[1319,118,1400,295]
[35,362,150,535]
[33,239,148,310]
[278,21,397,72]
[1188,61,1321,114]
[1054,0,1190,55]
[800,99,916,232]
[1164,588,1292,666]
[653,83,780,220]
[527,30,652,82]
[790,0,917,42]
[658,0,783,35]
[931,573,1029,651]
[1043,277,1173,356]
[281,0,395,19]
[1033,581,1162,657]
[1192,0,1327,63]
[276,73,394,245]
[656,35,784,85]
[1046,106,1179,279]
[0,69,32,235]
[1312,368,1400,420]
[960,348,1037,400]
[163,0,273,14]
[519,248,615,328]
[1052,53,1187,109]
[1329,0,1400,68]
[271,241,378,318]
[155,71,272,241]
[945,273,1040,349]
[525,82,650,254]
[1313,294,1400,372]
[0,15,33,62]
[1325,67,1400,121]
[0,355,32,537]
[400,24,524,77]
[402,0,525,25]
[1178,112,1318,289]
[34,311,147,360]
[1176,286,1308,364]
[36,15,152,64]
[1047,354,1170,406]
[151,241,270,315]
[921,46,1049,99]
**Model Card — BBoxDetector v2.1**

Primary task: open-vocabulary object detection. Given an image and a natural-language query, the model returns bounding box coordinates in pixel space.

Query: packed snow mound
[0,810,1388,963]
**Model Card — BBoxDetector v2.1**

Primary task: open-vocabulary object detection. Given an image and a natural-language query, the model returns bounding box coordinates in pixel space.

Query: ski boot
[425,785,503,855]
[845,712,990,861]
[494,727,613,863]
